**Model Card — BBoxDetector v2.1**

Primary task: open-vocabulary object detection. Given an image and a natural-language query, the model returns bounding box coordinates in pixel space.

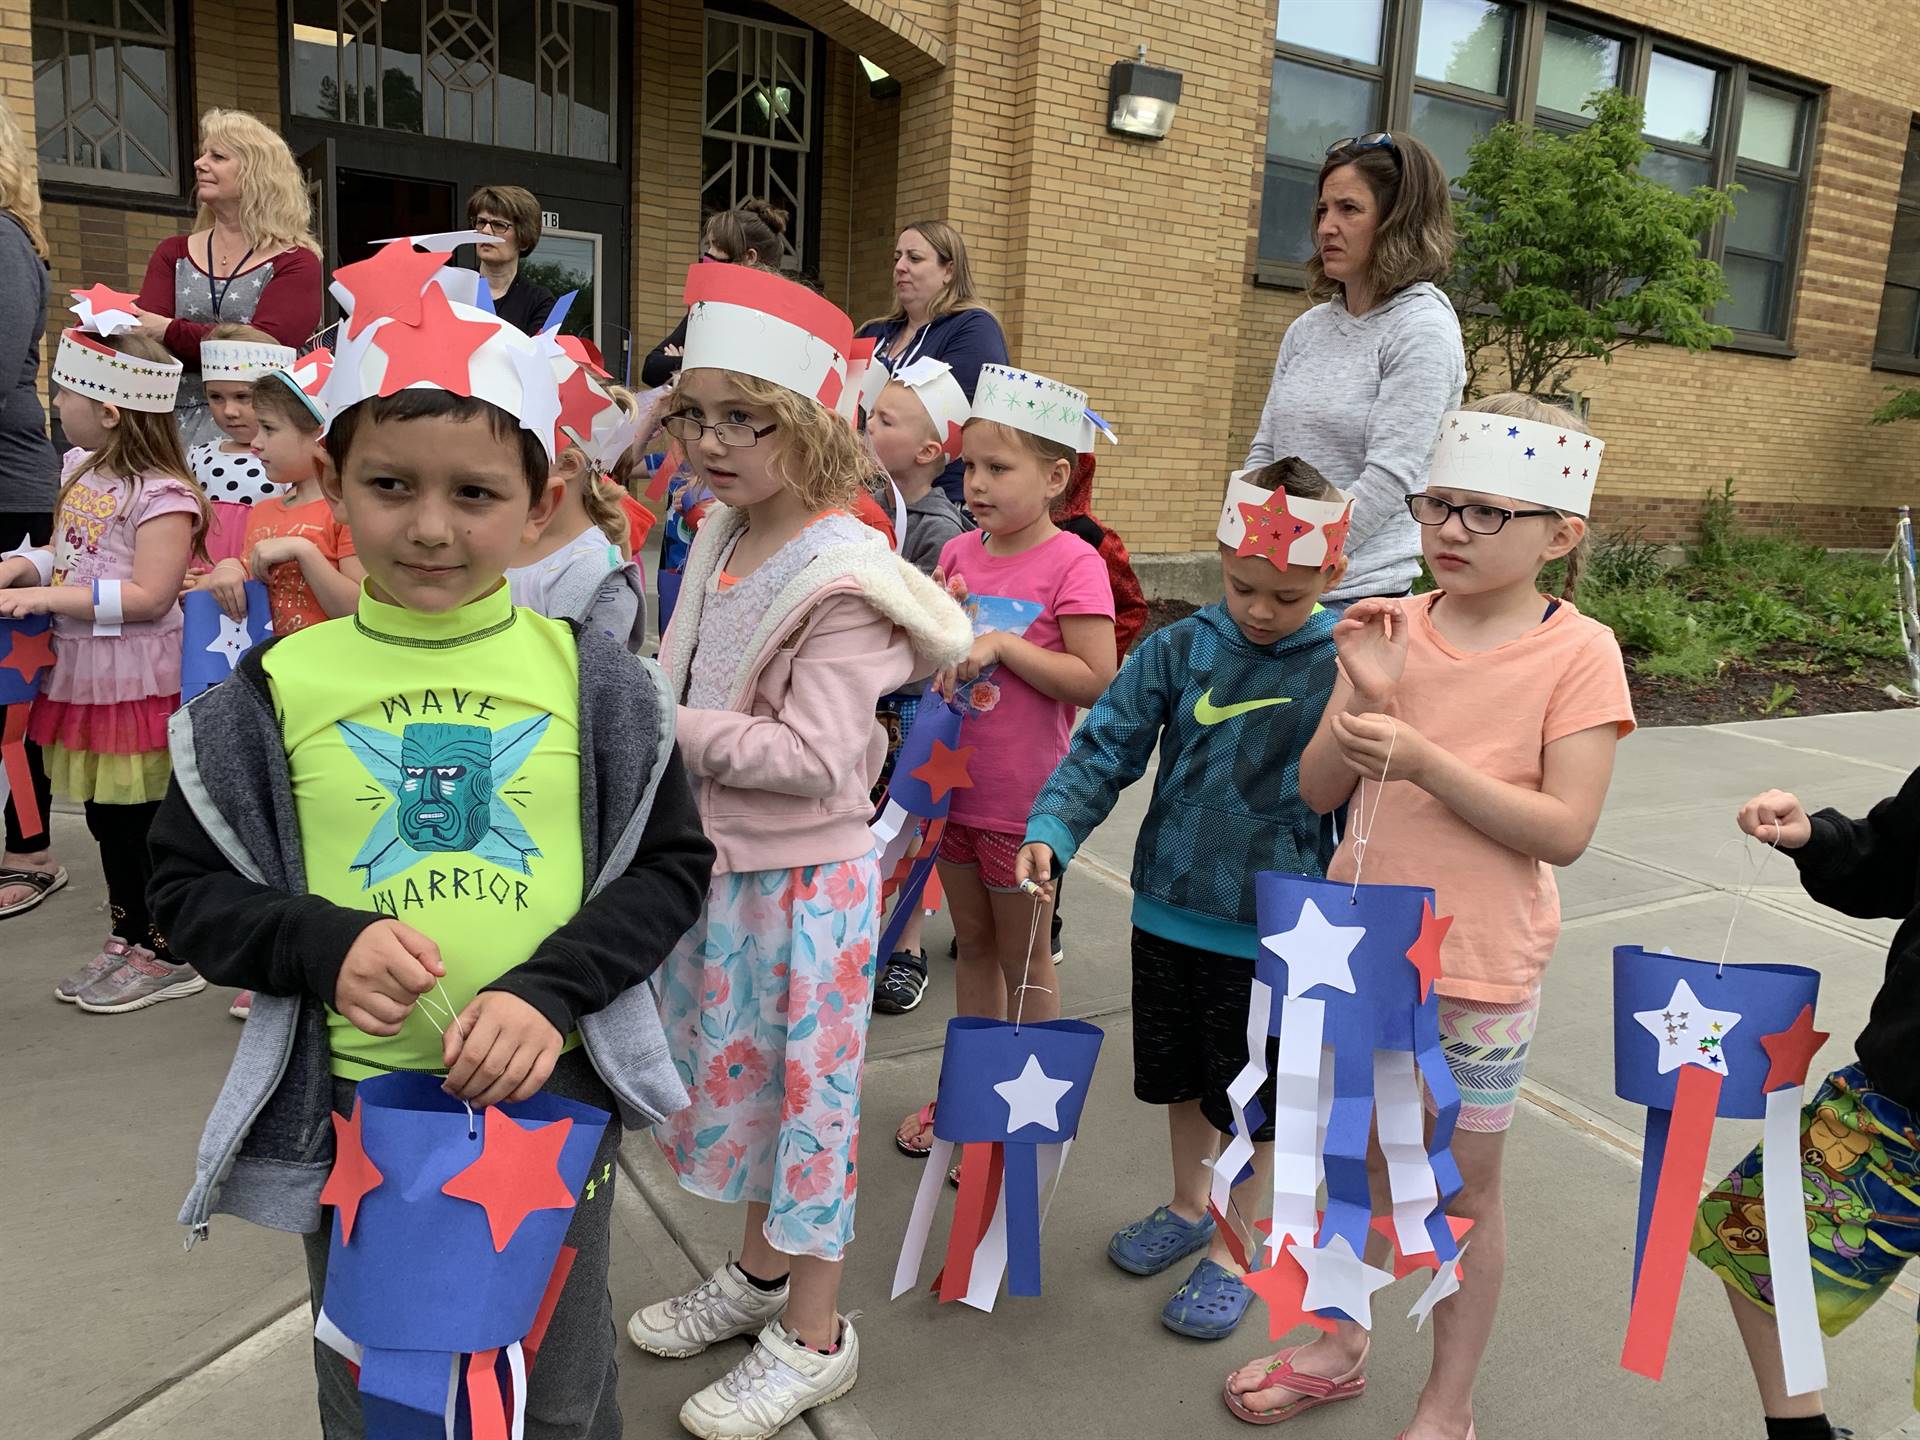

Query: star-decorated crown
[55,284,182,414]
[263,347,336,428]
[891,358,971,461]
[553,362,639,477]
[318,239,584,461]
[1426,409,1604,517]
[1217,467,1354,573]
[970,363,1116,454]
[201,338,297,383]
[678,262,854,412]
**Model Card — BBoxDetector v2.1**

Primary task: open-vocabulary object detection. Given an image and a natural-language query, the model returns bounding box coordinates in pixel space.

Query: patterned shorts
[1426,992,1541,1134]
[937,821,1023,891]
[1691,1064,1920,1404]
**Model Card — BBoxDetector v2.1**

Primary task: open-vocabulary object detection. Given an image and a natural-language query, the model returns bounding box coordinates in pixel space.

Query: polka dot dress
[188,442,283,506]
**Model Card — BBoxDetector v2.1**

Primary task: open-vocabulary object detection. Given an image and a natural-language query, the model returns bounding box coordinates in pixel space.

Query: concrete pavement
[7,709,1920,1439]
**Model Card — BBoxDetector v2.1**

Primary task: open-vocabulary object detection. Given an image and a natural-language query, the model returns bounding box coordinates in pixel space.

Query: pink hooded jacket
[660,506,972,875]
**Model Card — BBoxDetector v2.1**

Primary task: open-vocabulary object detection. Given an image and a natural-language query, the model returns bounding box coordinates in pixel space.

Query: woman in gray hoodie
[1245,131,1465,610]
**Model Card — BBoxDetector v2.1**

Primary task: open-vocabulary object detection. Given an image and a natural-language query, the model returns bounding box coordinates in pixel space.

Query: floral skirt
[654,856,881,1260]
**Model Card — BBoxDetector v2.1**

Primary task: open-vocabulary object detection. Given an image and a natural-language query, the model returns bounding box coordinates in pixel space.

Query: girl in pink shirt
[631,265,968,1433]
[1226,393,1633,1437]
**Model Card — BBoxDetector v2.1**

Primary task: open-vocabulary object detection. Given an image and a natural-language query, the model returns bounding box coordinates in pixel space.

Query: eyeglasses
[472,217,513,236]
[661,413,779,448]
[1326,132,1402,169]
[1406,494,1559,535]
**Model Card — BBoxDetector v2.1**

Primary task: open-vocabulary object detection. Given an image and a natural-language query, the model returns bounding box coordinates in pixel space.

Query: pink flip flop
[1222,1339,1369,1425]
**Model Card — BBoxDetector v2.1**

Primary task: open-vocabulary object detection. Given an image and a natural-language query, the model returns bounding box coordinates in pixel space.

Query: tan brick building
[9,0,1920,552]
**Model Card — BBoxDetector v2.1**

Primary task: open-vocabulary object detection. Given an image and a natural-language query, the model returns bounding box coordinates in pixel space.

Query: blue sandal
[1108,1205,1215,1276]
[1161,1257,1253,1340]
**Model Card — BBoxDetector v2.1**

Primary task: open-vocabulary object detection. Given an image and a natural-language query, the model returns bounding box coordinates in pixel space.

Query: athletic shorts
[1130,929,1274,1141]
[1429,992,1541,1133]
[1691,1063,1920,1404]
[938,821,1022,891]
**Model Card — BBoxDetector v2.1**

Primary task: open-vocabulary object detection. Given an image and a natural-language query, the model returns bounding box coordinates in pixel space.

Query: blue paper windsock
[870,698,968,955]
[315,1072,610,1438]
[180,585,271,702]
[1613,946,1826,1386]
[0,613,54,836]
[892,1017,1104,1306]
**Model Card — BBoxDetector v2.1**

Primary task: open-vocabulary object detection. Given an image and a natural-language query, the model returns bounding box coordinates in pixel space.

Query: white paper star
[1633,978,1742,1075]
[511,343,565,457]
[1408,1240,1471,1330]
[1261,897,1366,998]
[1294,1234,1397,1330]
[205,612,253,671]
[993,1053,1075,1134]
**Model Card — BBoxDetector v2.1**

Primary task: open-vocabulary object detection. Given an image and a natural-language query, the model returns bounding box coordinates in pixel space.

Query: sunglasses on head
[1326,132,1402,170]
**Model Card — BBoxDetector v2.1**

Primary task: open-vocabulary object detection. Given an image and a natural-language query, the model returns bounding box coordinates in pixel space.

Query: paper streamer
[1208,975,1275,1218]
[0,613,54,836]
[1621,1064,1722,1380]
[1763,1085,1828,1396]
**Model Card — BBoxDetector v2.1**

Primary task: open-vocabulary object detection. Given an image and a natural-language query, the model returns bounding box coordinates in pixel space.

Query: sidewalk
[8,711,1920,1439]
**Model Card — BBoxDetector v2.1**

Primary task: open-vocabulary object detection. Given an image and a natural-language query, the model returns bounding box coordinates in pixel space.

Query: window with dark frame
[31,0,182,194]
[1874,125,1920,368]
[1259,2,1818,343]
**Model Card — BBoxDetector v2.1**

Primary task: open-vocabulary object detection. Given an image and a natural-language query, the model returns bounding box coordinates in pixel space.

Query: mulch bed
[1134,599,1918,726]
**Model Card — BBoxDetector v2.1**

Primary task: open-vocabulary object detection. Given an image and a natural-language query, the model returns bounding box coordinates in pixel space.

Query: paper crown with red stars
[1426,409,1604,517]
[318,239,582,461]
[891,358,971,462]
[263,347,336,429]
[1217,467,1354,573]
[53,284,183,414]
[678,262,854,413]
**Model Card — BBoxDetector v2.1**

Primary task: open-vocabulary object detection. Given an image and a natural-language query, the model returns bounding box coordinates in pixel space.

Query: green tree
[1448,88,1739,398]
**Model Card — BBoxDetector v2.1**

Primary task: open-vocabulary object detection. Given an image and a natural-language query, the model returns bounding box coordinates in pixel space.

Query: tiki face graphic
[398,723,493,853]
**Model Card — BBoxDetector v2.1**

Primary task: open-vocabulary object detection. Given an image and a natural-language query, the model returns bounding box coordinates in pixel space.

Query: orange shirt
[1327,592,1635,1003]
[243,493,355,634]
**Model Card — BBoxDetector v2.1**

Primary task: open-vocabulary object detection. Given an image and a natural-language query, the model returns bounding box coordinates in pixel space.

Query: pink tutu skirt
[30,620,183,803]
[41,624,182,706]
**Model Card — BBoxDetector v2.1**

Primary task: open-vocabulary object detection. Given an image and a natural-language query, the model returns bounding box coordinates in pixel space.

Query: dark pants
[302,1049,626,1439]
[0,508,52,855]
[85,799,164,952]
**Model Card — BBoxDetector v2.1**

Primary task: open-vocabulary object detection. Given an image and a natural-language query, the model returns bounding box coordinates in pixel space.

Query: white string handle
[1347,721,1397,901]
[413,982,477,1137]
[1011,882,1053,1033]
[1714,832,1779,977]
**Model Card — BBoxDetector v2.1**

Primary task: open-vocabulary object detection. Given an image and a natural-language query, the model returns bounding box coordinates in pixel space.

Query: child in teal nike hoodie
[1016,456,1347,1342]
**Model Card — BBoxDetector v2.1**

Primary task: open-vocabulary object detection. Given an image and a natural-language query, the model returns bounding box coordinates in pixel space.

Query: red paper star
[318,1096,384,1245]
[1369,1213,1474,1278]
[72,282,141,316]
[911,738,976,804]
[372,282,498,399]
[816,367,844,412]
[1319,508,1353,573]
[1,623,56,688]
[1237,493,1315,567]
[1760,1004,1830,1092]
[333,240,453,339]
[557,334,609,377]
[942,420,965,459]
[555,367,615,450]
[1242,1239,1338,1339]
[442,1107,579,1252]
[1405,898,1452,1002]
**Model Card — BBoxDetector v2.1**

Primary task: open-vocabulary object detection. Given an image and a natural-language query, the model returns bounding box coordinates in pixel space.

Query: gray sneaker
[75,946,207,1013]
[627,1261,787,1359]
[54,939,135,1003]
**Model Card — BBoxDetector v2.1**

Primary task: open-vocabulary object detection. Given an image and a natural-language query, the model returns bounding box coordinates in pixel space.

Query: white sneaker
[627,1261,788,1358]
[678,1318,859,1440]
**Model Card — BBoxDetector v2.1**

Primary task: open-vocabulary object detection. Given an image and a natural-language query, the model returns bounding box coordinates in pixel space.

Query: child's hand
[205,559,251,619]
[953,631,1001,684]
[0,586,54,617]
[1334,598,1408,707]
[442,991,563,1107]
[1331,711,1432,784]
[249,536,310,575]
[932,566,969,604]
[932,665,958,700]
[1015,842,1057,903]
[1738,789,1812,849]
[334,919,445,1036]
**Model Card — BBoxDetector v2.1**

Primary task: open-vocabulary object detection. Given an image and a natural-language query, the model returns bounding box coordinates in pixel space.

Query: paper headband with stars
[317,238,592,462]
[261,347,336,429]
[678,261,854,413]
[54,284,183,414]
[970,363,1118,454]
[1217,467,1354,573]
[1426,409,1605,517]
[200,338,297,383]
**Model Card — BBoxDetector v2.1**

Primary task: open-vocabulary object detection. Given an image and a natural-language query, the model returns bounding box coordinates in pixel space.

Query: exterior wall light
[1107,47,1183,141]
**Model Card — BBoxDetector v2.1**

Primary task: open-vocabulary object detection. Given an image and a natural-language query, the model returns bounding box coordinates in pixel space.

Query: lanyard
[208,242,256,318]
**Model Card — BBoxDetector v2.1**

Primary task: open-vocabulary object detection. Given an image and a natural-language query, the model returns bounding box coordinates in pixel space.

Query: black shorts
[1131,928,1275,1140]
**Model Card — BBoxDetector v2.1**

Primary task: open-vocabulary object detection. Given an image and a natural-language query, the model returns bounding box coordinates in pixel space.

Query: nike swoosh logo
[1193,689,1293,726]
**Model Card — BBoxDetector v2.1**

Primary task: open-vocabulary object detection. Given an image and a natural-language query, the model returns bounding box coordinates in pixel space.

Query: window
[1875,126,1920,367]
[289,0,619,162]
[31,0,182,193]
[702,14,814,267]
[1256,2,1819,342]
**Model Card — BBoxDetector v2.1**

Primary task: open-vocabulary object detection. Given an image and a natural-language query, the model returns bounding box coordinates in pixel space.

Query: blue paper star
[1524,446,1536,458]
[1506,426,1519,438]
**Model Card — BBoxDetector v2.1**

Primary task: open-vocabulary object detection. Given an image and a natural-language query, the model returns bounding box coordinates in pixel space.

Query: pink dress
[188,441,282,565]
[27,450,202,804]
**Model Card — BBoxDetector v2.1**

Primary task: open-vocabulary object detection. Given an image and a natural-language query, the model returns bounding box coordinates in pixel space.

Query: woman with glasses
[466,185,556,334]
[1243,131,1465,614]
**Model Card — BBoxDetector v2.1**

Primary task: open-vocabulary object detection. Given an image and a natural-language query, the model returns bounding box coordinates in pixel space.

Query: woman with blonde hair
[0,98,66,922]
[132,108,322,447]
[1243,131,1465,614]
[857,220,1009,503]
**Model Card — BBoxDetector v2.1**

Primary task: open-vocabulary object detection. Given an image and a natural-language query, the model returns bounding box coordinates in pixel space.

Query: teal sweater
[1025,603,1338,957]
